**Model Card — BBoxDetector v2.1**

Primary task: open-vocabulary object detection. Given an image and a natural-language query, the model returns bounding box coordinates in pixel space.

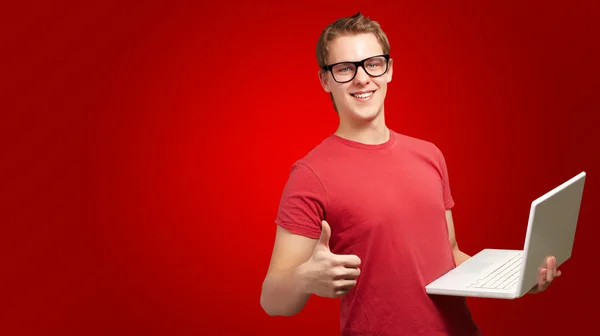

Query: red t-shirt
[275,130,480,335]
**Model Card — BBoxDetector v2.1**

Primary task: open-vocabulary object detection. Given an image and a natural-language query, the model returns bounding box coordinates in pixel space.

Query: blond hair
[316,12,391,111]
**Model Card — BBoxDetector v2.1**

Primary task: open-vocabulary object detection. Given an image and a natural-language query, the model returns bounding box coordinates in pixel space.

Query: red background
[3,0,599,335]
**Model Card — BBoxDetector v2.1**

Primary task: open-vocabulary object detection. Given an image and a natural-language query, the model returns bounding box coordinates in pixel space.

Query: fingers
[316,220,361,268]
[335,279,357,289]
[545,256,559,282]
[539,268,548,286]
[335,288,352,297]
[538,267,548,285]
[552,257,560,277]
[334,254,362,268]
[551,256,561,277]
[317,220,331,248]
[537,256,563,293]
[332,266,361,280]
[334,279,357,297]
[546,267,554,283]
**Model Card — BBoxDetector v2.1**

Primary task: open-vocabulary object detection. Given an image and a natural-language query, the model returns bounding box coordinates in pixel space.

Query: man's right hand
[298,220,362,298]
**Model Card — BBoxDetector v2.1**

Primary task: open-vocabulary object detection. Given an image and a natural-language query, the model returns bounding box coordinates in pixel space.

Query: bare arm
[260,225,317,316]
[445,209,471,266]
[260,221,361,316]
[445,210,562,295]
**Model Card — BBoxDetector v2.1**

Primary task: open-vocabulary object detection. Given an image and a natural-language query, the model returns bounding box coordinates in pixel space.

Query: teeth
[353,91,373,99]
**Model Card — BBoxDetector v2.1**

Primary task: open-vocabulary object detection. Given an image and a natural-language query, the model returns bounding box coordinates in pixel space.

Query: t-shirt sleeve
[434,146,455,210]
[275,162,327,239]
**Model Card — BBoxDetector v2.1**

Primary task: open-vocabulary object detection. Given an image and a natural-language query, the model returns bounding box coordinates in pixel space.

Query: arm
[445,209,562,294]
[445,209,471,266]
[260,225,317,316]
[261,163,360,314]
[433,146,469,266]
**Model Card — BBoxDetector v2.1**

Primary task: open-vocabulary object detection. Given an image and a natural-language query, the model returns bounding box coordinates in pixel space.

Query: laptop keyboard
[467,254,523,290]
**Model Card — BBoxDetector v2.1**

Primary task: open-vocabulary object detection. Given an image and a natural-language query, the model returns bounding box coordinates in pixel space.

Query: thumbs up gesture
[301,220,362,298]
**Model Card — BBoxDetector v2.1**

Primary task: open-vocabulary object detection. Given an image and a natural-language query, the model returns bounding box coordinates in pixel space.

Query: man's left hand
[528,256,562,294]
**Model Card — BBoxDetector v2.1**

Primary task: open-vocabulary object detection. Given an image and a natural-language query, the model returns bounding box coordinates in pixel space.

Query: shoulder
[392,130,445,159]
[289,135,341,172]
[279,136,336,192]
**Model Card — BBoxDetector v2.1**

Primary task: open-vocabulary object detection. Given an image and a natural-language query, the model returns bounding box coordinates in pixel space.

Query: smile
[350,90,375,100]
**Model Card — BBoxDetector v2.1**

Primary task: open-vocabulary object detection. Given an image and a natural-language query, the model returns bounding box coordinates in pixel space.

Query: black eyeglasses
[322,54,390,83]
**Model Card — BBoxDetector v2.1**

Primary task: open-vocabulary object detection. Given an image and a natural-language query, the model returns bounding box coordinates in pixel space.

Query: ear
[386,58,394,83]
[318,69,331,93]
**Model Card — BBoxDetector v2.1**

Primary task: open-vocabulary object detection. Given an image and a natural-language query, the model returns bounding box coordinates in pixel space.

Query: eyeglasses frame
[321,54,391,83]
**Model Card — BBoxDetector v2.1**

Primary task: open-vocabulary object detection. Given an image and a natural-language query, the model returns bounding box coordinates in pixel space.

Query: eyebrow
[325,54,388,67]
[332,56,375,63]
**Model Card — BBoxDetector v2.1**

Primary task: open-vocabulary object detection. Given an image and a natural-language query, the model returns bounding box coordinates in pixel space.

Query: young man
[260,12,561,335]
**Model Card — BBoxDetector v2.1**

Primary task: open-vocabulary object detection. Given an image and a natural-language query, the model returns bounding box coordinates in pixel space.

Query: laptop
[425,171,586,299]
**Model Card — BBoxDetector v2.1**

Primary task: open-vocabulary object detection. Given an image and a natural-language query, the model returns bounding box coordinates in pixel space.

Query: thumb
[317,220,331,248]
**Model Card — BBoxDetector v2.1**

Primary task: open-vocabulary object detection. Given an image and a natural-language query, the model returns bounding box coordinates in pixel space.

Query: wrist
[294,261,312,295]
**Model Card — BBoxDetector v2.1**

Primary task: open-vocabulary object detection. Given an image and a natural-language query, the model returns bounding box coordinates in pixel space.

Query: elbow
[260,280,277,316]
[260,273,306,317]
[260,295,277,316]
[260,291,299,317]
[450,238,458,251]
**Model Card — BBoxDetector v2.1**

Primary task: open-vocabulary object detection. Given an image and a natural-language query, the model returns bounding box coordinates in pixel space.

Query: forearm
[453,247,471,266]
[260,264,311,316]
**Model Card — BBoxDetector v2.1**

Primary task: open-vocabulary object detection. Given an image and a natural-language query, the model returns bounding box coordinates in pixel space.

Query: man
[260,12,561,335]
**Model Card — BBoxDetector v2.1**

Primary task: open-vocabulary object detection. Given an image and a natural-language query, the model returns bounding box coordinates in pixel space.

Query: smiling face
[319,33,393,124]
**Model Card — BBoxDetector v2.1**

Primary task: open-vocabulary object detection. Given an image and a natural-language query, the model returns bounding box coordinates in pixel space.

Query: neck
[334,108,389,145]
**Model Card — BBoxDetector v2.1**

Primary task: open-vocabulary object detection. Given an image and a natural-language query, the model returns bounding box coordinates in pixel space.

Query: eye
[332,64,354,73]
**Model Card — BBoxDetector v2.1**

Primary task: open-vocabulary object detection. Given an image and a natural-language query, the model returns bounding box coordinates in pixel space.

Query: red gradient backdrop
[3,0,599,335]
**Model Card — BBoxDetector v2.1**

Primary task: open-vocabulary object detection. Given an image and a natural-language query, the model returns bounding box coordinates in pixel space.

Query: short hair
[316,12,391,69]
[316,12,391,111]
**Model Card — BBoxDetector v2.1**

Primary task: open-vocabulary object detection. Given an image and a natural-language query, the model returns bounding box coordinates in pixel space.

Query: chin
[344,105,382,122]
[338,92,384,122]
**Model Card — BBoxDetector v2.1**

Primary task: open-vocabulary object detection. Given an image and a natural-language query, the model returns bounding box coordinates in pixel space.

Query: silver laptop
[425,171,586,299]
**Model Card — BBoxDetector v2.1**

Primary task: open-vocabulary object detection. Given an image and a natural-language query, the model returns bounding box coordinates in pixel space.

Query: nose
[353,66,371,85]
